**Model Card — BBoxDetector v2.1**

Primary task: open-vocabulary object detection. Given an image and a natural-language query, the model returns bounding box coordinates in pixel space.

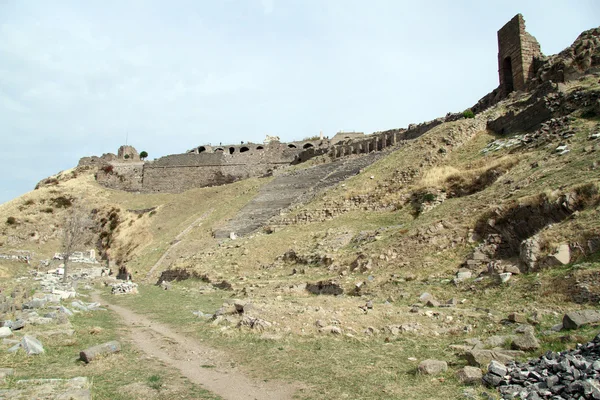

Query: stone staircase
[213,152,386,238]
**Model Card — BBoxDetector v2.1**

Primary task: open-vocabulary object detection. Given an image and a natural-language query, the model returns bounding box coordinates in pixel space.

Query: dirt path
[92,292,298,400]
[144,209,214,282]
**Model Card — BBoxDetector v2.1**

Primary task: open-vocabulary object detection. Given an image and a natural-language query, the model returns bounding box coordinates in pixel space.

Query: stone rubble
[110,281,138,295]
[484,332,600,399]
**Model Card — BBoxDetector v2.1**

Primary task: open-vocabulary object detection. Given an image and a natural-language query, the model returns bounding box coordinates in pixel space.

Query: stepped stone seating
[213,152,386,238]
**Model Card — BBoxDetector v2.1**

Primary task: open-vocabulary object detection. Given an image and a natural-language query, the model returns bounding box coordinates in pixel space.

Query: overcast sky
[1,0,598,204]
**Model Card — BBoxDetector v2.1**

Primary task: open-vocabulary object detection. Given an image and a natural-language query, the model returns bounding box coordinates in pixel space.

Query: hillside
[1,21,600,400]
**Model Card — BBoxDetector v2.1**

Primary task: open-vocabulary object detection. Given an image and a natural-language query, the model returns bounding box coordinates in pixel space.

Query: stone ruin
[80,15,600,197]
[497,14,542,97]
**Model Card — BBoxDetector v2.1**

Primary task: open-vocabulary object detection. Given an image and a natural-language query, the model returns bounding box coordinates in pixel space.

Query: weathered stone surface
[319,325,342,335]
[0,326,12,338]
[512,332,541,351]
[456,366,483,384]
[418,359,448,375]
[484,332,600,399]
[563,310,600,330]
[306,280,343,296]
[80,341,121,363]
[21,335,44,355]
[465,349,524,367]
[488,360,508,377]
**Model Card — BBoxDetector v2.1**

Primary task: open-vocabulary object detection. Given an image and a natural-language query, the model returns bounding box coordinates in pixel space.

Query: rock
[563,310,600,329]
[419,292,434,303]
[11,319,25,330]
[464,349,524,367]
[80,341,121,363]
[512,332,540,351]
[426,299,440,307]
[306,280,343,296]
[110,281,138,295]
[455,269,473,282]
[508,313,528,324]
[456,366,483,384]
[547,244,570,265]
[319,325,342,335]
[0,326,12,338]
[418,359,448,375]
[504,264,521,274]
[520,236,542,273]
[21,335,44,355]
[237,316,272,331]
[498,272,512,283]
[487,360,508,377]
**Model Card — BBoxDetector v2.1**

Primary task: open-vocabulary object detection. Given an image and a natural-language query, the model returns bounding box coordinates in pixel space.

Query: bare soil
[92,292,299,400]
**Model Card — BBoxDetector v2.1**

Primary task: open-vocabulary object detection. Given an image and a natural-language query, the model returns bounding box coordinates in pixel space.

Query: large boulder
[563,310,600,329]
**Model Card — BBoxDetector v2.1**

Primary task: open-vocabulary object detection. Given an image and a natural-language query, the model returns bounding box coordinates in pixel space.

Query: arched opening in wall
[352,146,358,154]
[368,142,374,152]
[256,146,264,150]
[377,140,383,151]
[229,147,235,154]
[198,146,206,153]
[215,148,224,153]
[503,57,514,94]
[288,144,297,148]
[303,143,314,149]
[386,135,393,146]
[240,146,250,153]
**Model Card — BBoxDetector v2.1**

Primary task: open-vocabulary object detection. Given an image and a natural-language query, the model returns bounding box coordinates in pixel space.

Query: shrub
[101,165,114,174]
[140,151,148,160]
[42,207,54,213]
[6,217,17,225]
[462,109,475,119]
[51,196,73,208]
[124,154,130,159]
[24,199,35,206]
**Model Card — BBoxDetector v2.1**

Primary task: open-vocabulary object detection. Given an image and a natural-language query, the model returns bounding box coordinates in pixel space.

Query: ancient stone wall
[95,163,144,192]
[497,14,542,97]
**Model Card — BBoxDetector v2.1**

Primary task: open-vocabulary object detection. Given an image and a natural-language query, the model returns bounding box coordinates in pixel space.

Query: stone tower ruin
[497,14,542,97]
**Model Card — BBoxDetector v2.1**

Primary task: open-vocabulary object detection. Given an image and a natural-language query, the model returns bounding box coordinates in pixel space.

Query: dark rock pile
[483,333,600,399]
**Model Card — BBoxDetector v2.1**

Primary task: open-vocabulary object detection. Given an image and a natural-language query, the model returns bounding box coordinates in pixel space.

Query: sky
[1,0,599,204]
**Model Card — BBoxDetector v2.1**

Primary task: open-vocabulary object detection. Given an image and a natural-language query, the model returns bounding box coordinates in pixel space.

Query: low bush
[462,109,475,119]
[6,217,17,225]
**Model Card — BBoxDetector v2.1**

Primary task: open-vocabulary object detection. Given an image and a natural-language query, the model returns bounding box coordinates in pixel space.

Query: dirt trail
[92,292,298,400]
[144,209,214,282]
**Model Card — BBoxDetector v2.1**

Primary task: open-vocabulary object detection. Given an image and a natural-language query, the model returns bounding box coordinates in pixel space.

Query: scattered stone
[319,325,342,335]
[498,272,512,283]
[563,310,600,330]
[237,316,272,332]
[20,335,45,355]
[464,349,525,367]
[80,341,121,363]
[488,360,508,377]
[0,327,12,338]
[455,269,473,282]
[110,281,138,295]
[419,292,434,303]
[418,359,448,375]
[426,299,441,308]
[456,366,483,384]
[484,332,600,399]
[508,313,528,324]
